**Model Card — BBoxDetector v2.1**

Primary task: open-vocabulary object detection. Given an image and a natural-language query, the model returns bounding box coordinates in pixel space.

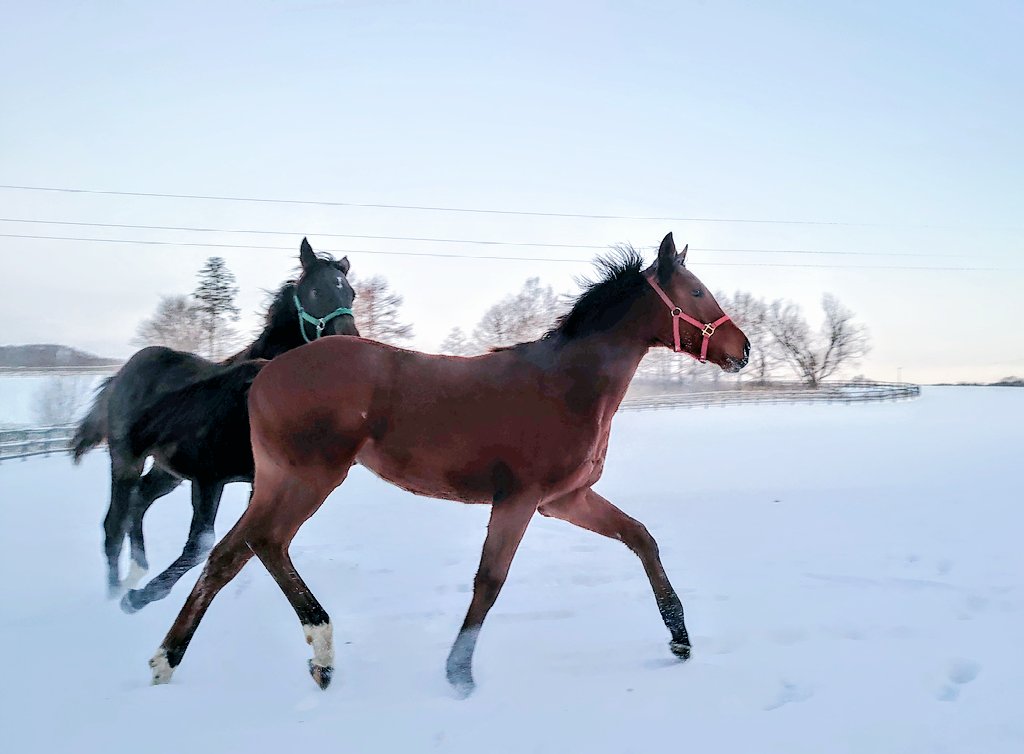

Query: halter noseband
[293,294,353,343]
[645,273,730,363]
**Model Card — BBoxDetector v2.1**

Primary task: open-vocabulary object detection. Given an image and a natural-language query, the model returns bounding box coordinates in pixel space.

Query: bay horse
[72,239,358,606]
[150,233,749,694]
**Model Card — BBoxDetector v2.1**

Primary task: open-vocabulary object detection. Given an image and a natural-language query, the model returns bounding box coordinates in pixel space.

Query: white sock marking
[303,622,334,668]
[149,648,174,685]
[124,560,148,590]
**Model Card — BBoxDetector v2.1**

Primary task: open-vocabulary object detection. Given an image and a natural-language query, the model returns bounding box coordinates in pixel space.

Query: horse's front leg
[446,494,538,696]
[539,487,691,660]
[121,481,223,613]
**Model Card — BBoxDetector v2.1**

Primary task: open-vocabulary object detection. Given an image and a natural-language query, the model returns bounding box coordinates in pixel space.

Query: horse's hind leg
[122,480,223,614]
[150,470,341,687]
[246,492,337,688]
[446,496,537,696]
[244,466,353,689]
[125,467,182,585]
[102,457,140,597]
[539,488,691,660]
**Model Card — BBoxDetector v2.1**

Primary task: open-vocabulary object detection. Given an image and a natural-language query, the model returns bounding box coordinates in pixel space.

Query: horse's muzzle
[725,339,751,373]
[334,316,360,338]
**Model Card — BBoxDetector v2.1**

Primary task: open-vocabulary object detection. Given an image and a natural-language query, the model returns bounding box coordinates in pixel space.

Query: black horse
[72,238,359,611]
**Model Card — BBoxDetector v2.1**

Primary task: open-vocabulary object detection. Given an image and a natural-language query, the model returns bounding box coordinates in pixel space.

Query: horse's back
[106,346,223,447]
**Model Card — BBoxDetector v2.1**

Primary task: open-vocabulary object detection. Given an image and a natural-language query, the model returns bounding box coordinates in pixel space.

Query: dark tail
[71,376,115,463]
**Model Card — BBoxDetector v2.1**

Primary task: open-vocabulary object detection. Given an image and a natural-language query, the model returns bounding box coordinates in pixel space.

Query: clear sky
[1,0,1021,383]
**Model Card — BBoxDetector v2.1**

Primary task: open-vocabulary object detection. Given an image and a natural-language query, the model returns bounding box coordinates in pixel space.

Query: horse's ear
[299,237,316,271]
[335,256,350,275]
[657,232,677,282]
[679,243,688,265]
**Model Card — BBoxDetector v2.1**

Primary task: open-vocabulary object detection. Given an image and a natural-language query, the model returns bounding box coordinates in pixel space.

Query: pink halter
[645,272,731,363]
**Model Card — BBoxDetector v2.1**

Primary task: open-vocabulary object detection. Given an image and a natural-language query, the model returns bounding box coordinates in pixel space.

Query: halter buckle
[670,307,682,317]
[701,323,716,337]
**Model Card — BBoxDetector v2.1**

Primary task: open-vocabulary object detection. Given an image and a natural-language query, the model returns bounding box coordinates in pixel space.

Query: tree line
[134,258,416,358]
[134,256,869,385]
[439,278,869,387]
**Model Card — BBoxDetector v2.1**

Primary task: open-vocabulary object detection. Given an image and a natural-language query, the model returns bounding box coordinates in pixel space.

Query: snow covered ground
[0,375,104,427]
[0,387,1021,753]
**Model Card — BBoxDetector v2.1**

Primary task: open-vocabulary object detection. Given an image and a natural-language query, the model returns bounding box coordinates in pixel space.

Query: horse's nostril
[743,340,751,358]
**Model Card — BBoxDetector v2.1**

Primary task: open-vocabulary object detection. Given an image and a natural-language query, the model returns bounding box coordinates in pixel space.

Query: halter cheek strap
[293,294,354,343]
[645,273,731,363]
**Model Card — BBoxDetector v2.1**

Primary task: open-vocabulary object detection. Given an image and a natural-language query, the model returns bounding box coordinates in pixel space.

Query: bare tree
[472,277,562,350]
[765,293,869,386]
[33,377,93,426]
[133,294,206,352]
[716,290,776,383]
[438,326,478,356]
[351,275,413,344]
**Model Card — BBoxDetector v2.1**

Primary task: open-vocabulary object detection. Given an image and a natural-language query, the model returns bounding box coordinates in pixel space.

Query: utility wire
[0,232,1000,271]
[0,216,955,258]
[0,183,906,228]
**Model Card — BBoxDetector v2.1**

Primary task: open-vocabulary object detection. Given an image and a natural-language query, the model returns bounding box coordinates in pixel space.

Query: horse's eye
[310,288,318,299]
[692,289,704,298]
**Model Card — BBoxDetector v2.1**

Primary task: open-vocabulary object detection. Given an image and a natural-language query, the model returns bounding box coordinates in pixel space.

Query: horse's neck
[221,301,299,365]
[547,333,650,415]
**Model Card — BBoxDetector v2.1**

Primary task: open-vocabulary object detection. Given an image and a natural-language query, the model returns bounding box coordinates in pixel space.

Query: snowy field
[0,375,105,427]
[1,387,1021,753]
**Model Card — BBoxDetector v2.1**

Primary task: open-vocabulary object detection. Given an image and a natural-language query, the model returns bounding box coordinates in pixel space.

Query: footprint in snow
[936,658,981,701]
[232,571,253,598]
[954,593,989,621]
[763,680,813,711]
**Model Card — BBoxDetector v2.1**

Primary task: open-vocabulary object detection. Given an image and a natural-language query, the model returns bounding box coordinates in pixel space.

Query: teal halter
[294,293,353,343]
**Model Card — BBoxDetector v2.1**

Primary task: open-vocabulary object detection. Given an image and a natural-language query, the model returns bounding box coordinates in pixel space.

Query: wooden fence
[0,425,79,462]
[0,365,121,377]
[619,381,920,412]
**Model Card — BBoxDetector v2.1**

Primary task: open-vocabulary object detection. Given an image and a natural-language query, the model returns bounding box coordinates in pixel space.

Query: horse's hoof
[446,663,476,698]
[449,678,476,699]
[150,649,174,685]
[308,660,333,690]
[669,640,692,661]
[120,589,145,614]
[106,583,121,600]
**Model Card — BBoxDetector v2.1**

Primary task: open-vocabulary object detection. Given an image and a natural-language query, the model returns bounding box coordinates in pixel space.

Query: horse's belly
[356,444,494,504]
[355,431,605,506]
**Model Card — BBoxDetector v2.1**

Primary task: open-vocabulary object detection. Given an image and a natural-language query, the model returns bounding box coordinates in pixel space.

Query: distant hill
[0,344,121,368]
[931,377,1024,388]
[993,376,1024,387]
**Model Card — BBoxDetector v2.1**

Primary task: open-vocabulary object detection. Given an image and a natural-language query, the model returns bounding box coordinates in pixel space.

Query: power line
[0,216,955,258]
[0,232,1001,271]
[0,182,900,227]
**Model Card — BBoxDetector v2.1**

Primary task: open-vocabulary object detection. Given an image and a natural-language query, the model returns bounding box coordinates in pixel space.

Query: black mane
[546,246,647,340]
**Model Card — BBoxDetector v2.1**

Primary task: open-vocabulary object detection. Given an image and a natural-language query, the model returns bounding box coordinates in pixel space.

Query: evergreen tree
[193,256,240,359]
